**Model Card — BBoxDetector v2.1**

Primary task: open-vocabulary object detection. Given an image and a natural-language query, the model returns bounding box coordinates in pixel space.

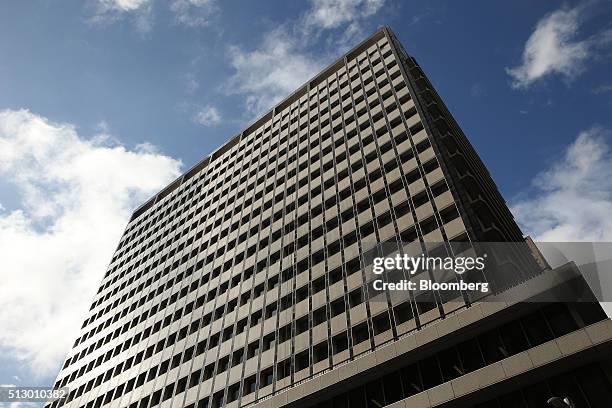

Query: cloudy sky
[1,0,612,391]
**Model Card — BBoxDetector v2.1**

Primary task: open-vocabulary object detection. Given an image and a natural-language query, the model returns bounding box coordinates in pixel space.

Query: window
[296,350,310,371]
[331,298,345,317]
[499,320,528,355]
[314,342,328,363]
[262,334,275,352]
[261,368,274,386]
[457,339,483,373]
[247,342,260,359]
[189,369,201,388]
[244,375,256,396]
[372,312,391,335]
[227,384,240,402]
[332,332,349,354]
[521,311,553,347]
[313,307,327,325]
[393,302,413,324]
[296,316,309,334]
[352,322,369,345]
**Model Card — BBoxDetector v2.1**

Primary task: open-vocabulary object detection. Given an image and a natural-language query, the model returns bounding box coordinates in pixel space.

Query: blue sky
[1,0,612,391]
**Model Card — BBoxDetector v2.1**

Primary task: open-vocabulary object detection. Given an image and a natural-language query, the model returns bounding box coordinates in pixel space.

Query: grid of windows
[52,31,470,408]
[48,27,610,408]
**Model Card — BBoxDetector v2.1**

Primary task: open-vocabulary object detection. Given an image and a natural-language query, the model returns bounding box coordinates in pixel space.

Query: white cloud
[304,0,384,30]
[223,0,384,117]
[90,0,153,32]
[0,109,182,377]
[170,0,217,27]
[512,127,612,241]
[592,84,612,94]
[1,401,39,408]
[183,72,200,94]
[91,0,217,30]
[506,6,588,88]
[470,82,487,98]
[507,4,612,89]
[97,0,150,12]
[224,28,324,116]
[302,0,386,53]
[193,104,221,126]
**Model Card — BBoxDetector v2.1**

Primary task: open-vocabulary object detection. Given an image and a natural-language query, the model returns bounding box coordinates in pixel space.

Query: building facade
[50,27,612,408]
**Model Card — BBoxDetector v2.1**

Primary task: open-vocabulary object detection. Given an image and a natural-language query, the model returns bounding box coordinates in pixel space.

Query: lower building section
[302,360,612,408]
[245,263,612,408]
[281,305,610,408]
[469,362,612,408]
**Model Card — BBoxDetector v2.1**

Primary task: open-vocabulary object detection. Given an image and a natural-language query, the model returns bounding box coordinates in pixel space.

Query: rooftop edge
[129,25,397,224]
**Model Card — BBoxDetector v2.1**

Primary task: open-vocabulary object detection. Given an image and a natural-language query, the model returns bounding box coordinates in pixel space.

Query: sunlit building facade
[50,27,612,408]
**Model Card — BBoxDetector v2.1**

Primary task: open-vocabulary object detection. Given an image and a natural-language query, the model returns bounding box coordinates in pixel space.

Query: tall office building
[50,27,612,408]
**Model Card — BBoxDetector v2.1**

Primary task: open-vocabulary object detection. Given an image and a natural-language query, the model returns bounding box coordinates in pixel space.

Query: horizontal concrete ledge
[396,319,612,408]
